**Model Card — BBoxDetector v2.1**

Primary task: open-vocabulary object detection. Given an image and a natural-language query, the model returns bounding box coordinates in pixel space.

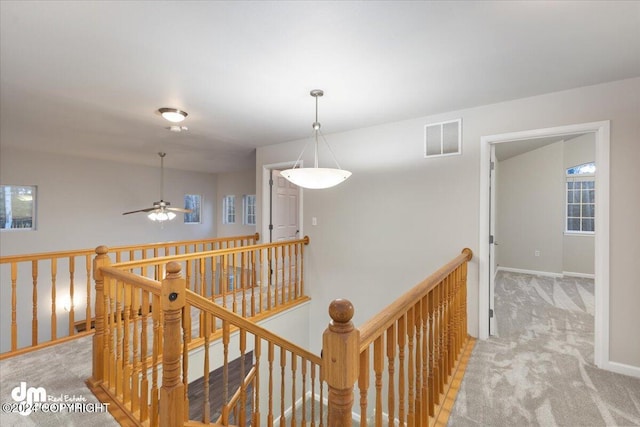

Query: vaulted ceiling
[1,1,639,173]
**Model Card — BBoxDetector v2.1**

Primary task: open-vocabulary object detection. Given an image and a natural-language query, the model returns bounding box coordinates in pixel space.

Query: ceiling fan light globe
[167,211,176,220]
[147,212,158,221]
[281,168,352,189]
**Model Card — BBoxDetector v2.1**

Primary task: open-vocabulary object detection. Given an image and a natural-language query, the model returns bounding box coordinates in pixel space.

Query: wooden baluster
[386,324,396,425]
[251,249,257,317]
[291,353,297,427]
[182,301,190,422]
[438,281,446,397]
[159,262,186,427]
[319,369,324,427]
[239,330,247,427]
[68,256,75,336]
[407,307,415,426]
[421,294,429,424]
[123,282,132,405]
[212,253,218,297]
[323,299,359,427]
[288,244,294,303]
[443,277,450,386]
[280,347,286,427]
[140,291,150,423]
[267,248,273,311]
[232,252,238,313]
[358,348,369,427]
[254,336,262,426]
[86,254,92,336]
[268,341,275,427]
[274,247,280,308]
[151,293,161,427]
[433,284,441,405]
[203,313,211,423]
[311,363,317,427]
[223,319,230,421]
[302,237,309,294]
[373,336,383,426]
[397,314,406,425]
[115,279,123,398]
[89,246,110,386]
[199,258,206,338]
[302,358,307,426]
[222,254,228,308]
[32,260,38,346]
[50,258,57,340]
[11,262,17,351]
[294,243,300,298]
[184,260,192,343]
[427,289,435,417]
[414,300,423,424]
[241,251,247,317]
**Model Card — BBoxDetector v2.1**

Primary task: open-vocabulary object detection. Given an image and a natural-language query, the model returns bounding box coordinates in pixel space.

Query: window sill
[564,231,595,237]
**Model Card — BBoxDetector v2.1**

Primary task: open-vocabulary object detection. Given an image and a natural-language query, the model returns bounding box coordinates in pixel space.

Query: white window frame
[565,162,595,235]
[1,185,37,231]
[222,195,236,225]
[242,194,256,226]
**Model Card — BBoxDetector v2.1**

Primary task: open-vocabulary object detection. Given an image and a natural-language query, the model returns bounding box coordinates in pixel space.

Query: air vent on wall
[424,118,462,158]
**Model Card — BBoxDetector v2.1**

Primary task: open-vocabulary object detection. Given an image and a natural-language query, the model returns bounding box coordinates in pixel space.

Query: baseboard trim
[602,360,640,379]
[563,271,595,279]
[496,266,563,278]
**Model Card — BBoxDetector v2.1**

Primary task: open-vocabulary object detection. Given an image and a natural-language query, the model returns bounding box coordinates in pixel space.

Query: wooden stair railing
[0,233,259,360]
[322,248,474,427]
[87,238,320,427]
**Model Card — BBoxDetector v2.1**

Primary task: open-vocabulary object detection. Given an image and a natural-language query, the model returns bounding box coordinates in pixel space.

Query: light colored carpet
[0,335,118,426]
[448,271,640,427]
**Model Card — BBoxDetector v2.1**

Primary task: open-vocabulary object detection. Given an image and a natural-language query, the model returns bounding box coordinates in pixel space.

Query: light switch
[312,217,317,226]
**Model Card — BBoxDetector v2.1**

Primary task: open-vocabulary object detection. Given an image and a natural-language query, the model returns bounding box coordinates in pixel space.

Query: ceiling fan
[122,152,191,221]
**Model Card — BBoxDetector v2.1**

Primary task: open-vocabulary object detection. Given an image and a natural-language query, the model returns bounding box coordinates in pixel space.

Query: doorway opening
[478,121,610,368]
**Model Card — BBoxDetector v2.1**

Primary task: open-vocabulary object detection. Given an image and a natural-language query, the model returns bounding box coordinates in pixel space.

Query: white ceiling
[1,1,639,173]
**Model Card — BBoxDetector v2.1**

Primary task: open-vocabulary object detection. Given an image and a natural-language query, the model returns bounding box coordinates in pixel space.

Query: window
[243,195,256,225]
[222,195,235,224]
[424,118,462,158]
[184,194,201,224]
[566,162,595,234]
[1,185,37,231]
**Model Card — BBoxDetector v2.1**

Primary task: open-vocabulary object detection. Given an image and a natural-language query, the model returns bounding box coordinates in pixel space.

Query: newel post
[323,299,359,427]
[89,245,110,387]
[160,262,186,427]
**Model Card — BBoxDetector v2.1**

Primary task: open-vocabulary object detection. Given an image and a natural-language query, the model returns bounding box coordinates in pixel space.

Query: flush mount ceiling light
[158,107,188,123]
[281,90,352,189]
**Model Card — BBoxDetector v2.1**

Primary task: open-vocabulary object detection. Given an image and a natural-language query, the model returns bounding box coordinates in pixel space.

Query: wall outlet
[312,217,317,226]
[534,250,540,257]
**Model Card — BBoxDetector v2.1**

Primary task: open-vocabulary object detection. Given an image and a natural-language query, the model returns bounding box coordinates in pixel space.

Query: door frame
[261,161,303,243]
[478,120,610,368]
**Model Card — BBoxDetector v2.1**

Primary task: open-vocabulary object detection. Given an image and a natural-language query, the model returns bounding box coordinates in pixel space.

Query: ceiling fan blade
[122,207,157,215]
[167,207,192,213]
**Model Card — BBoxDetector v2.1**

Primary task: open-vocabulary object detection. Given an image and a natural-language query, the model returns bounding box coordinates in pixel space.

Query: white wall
[215,169,257,238]
[496,142,565,274]
[256,77,640,368]
[0,148,218,255]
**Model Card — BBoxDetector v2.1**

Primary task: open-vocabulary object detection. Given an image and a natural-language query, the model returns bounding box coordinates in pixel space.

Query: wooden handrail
[358,248,472,352]
[0,233,260,263]
[186,289,321,365]
[111,236,310,270]
[100,267,163,295]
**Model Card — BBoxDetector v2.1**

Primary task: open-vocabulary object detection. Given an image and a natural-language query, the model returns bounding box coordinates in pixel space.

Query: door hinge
[490,161,495,170]
[489,235,494,244]
[269,178,274,186]
[489,309,494,318]
[268,224,273,230]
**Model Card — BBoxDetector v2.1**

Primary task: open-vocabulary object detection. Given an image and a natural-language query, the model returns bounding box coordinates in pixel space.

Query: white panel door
[272,170,299,242]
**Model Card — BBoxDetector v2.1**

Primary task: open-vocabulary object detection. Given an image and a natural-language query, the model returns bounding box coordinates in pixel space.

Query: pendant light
[281,90,352,189]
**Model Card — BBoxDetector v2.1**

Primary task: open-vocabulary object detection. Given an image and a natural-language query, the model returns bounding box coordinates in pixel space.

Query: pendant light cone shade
[281,90,351,189]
